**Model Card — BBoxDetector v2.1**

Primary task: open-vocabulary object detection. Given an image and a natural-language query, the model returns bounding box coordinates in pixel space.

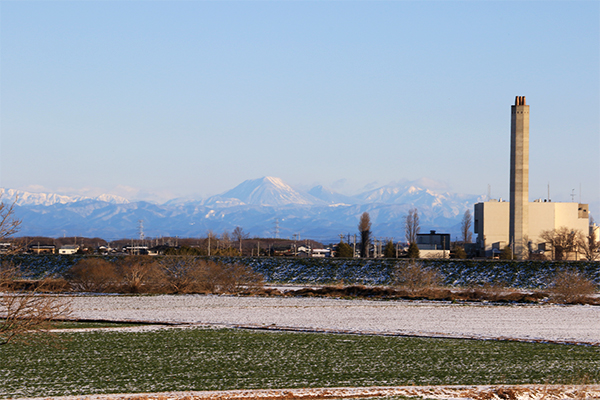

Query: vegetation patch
[1,328,599,398]
[4,254,600,290]
[280,285,552,304]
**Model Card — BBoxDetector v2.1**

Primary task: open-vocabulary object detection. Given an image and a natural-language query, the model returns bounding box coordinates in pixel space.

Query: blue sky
[1,1,598,210]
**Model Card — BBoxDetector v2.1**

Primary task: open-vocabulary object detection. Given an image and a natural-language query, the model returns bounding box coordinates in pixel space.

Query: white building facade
[474,200,589,257]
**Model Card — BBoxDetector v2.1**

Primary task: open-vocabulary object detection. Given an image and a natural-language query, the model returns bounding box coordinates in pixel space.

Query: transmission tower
[138,220,145,241]
[273,219,280,239]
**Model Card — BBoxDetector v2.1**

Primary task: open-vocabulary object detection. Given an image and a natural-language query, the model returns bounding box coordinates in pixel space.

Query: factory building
[474,200,589,258]
[474,97,590,259]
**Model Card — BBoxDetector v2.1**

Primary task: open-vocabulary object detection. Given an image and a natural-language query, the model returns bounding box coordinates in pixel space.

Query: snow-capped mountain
[0,188,129,206]
[308,185,355,205]
[205,176,322,206]
[2,177,484,240]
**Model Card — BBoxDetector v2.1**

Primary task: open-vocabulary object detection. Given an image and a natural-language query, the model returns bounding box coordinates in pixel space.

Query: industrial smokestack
[509,96,529,259]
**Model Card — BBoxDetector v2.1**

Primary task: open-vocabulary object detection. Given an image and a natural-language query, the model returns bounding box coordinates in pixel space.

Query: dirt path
[18,385,600,400]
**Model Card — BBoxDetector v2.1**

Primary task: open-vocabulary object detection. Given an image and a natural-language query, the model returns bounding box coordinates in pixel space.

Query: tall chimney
[509,96,529,259]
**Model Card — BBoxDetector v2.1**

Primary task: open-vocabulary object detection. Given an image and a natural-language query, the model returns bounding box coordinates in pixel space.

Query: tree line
[336,208,474,259]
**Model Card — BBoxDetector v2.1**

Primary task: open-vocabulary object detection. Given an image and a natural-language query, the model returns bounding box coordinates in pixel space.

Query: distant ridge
[0,188,130,206]
[2,178,485,240]
[308,185,355,205]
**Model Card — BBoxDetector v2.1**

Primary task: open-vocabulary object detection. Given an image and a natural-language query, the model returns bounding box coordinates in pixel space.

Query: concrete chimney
[509,96,529,259]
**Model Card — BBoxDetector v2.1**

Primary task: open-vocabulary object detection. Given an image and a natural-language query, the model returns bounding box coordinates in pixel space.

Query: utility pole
[293,233,298,257]
[352,234,357,258]
[443,236,446,259]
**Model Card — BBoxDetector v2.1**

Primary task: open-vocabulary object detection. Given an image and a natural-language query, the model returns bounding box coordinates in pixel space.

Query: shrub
[335,241,354,258]
[217,262,264,293]
[158,257,206,293]
[66,258,118,292]
[406,243,420,259]
[158,258,263,294]
[499,246,513,260]
[451,247,467,259]
[392,262,441,292]
[115,256,163,293]
[550,269,597,303]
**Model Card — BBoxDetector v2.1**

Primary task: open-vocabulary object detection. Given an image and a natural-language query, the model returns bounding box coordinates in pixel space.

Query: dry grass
[549,269,597,304]
[284,285,548,304]
[64,256,264,295]
[392,262,441,292]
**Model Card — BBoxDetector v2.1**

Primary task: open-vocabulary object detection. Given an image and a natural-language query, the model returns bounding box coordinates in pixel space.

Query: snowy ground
[65,294,600,345]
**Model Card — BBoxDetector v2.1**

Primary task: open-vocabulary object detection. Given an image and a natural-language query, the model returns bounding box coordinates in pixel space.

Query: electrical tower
[273,219,280,239]
[138,220,145,241]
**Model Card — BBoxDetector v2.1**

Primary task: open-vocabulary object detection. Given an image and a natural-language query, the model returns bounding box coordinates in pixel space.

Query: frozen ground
[65,294,600,345]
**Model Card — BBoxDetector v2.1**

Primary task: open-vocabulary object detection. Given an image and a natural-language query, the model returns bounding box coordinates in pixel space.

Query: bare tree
[206,230,218,256]
[405,208,420,244]
[232,226,249,255]
[358,212,371,258]
[1,286,70,345]
[539,227,583,261]
[221,231,231,250]
[578,232,600,261]
[0,196,70,345]
[0,195,21,240]
[460,210,473,244]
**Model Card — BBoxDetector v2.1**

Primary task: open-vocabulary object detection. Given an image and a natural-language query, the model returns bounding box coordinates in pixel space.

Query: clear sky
[1,1,598,209]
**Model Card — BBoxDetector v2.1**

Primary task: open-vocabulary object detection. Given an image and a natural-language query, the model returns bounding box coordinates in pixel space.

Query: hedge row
[2,254,599,289]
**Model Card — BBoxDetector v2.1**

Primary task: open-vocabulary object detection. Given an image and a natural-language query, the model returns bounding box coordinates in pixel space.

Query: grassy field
[1,327,599,398]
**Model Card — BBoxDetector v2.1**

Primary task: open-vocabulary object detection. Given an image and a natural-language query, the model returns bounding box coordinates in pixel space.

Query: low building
[29,244,56,254]
[416,230,451,259]
[123,246,149,255]
[59,245,80,255]
[311,248,332,258]
[474,200,589,257]
[0,243,12,254]
[416,230,450,250]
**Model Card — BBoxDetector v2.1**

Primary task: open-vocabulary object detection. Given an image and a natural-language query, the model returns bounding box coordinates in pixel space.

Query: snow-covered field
[66,294,600,345]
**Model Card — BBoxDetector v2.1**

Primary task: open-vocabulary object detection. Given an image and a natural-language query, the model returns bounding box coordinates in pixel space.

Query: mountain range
[1,177,484,243]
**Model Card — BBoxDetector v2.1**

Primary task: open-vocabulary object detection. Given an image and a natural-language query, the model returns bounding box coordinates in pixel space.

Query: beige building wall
[591,224,600,243]
[474,200,509,254]
[475,200,589,256]
[528,202,557,238]
[419,249,450,259]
